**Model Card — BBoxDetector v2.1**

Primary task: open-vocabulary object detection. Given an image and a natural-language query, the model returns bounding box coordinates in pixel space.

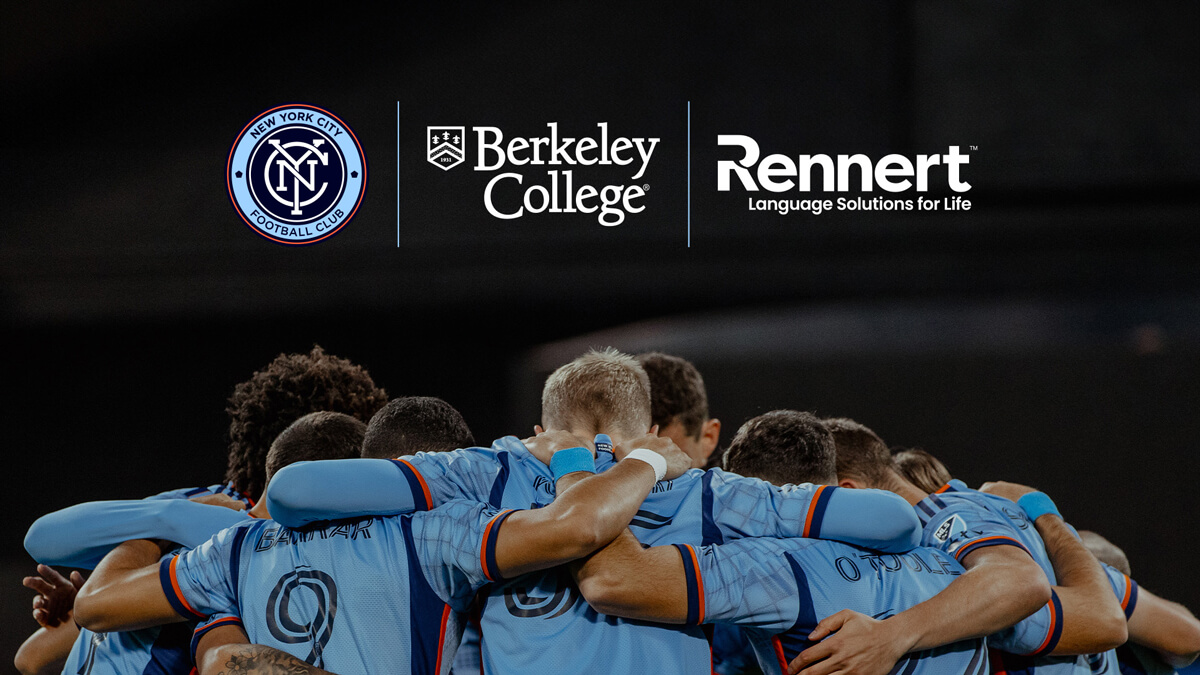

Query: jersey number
[266,569,338,667]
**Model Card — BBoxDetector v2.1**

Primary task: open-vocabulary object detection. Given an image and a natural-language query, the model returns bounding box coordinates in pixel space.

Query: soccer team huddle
[15,346,1200,675]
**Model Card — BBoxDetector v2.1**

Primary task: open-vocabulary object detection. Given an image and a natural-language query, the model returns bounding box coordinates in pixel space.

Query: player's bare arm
[570,528,690,623]
[788,544,1049,675]
[980,481,1128,654]
[72,538,185,633]
[195,622,336,675]
[1124,585,1200,668]
[493,430,690,578]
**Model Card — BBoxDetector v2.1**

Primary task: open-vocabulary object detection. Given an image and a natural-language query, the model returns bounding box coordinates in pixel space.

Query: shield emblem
[427,126,465,170]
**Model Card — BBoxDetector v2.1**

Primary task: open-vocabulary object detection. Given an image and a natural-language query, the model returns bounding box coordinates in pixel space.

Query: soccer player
[636,352,722,469]
[570,410,990,675]
[264,348,922,674]
[17,410,369,675]
[71,430,693,674]
[788,417,1126,675]
[891,447,951,495]
[361,395,475,459]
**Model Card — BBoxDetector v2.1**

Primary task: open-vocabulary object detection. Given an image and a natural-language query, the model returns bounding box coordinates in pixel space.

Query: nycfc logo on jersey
[267,569,338,667]
[504,570,582,620]
[227,104,367,245]
[428,127,465,170]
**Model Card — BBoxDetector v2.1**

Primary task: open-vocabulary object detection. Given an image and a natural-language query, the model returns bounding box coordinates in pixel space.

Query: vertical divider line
[687,101,691,248]
[396,102,400,248]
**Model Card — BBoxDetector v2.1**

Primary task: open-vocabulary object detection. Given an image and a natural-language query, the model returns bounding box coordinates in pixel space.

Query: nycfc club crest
[427,126,464,170]
[227,104,367,245]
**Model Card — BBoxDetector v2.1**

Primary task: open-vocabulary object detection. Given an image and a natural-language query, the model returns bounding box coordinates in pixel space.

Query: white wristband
[624,448,666,482]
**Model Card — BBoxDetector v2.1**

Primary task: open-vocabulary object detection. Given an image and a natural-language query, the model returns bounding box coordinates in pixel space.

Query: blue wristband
[1017,491,1061,522]
[550,447,595,481]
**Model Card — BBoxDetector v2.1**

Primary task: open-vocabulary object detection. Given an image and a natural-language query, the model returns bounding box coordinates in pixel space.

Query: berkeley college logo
[427,126,464,170]
[228,104,367,244]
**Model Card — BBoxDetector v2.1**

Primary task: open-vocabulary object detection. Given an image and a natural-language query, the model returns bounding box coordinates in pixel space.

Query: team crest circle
[227,104,367,245]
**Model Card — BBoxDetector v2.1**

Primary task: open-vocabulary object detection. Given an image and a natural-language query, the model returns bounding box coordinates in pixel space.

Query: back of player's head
[1078,530,1132,576]
[361,396,475,459]
[635,352,710,440]
[265,411,366,483]
[724,410,837,485]
[892,448,952,493]
[541,348,652,438]
[225,345,388,500]
[823,417,893,486]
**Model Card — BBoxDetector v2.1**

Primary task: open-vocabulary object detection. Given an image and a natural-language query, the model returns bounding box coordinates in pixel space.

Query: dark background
[3,1,1199,669]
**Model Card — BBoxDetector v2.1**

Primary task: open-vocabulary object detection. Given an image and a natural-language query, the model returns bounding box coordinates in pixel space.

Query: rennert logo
[717,135,971,193]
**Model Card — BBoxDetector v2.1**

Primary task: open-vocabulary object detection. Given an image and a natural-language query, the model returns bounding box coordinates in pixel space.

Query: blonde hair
[541,348,652,437]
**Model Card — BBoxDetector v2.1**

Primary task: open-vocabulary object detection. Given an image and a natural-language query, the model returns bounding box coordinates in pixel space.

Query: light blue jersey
[266,437,921,675]
[27,485,251,675]
[675,537,987,675]
[918,480,1139,675]
[161,500,508,675]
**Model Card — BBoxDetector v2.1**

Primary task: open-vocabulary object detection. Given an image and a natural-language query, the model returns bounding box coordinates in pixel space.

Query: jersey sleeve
[988,589,1065,656]
[190,613,244,666]
[1101,562,1139,619]
[408,499,515,612]
[158,522,256,621]
[674,539,801,632]
[24,499,249,569]
[403,447,504,506]
[705,471,921,553]
[923,503,1030,563]
[265,458,435,527]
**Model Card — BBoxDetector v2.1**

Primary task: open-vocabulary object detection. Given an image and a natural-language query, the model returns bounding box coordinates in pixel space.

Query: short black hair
[636,352,709,439]
[265,411,366,482]
[225,345,388,500]
[724,410,836,485]
[823,417,893,486]
[361,396,475,459]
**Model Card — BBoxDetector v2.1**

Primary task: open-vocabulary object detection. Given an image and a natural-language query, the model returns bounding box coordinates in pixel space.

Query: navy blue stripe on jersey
[482,510,517,582]
[159,557,206,620]
[228,522,255,603]
[806,487,836,539]
[673,544,704,625]
[1030,589,1065,657]
[389,460,432,511]
[143,621,194,675]
[488,453,511,508]
[1123,576,1139,619]
[915,500,939,525]
[928,494,949,511]
[183,488,207,497]
[963,640,986,675]
[953,536,1028,562]
[784,554,818,636]
[701,471,724,545]
[400,516,451,675]
[887,653,919,675]
[630,510,672,530]
[190,616,243,666]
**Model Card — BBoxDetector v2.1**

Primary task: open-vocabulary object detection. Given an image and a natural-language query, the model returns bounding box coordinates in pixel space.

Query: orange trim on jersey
[686,545,706,623]
[935,483,952,494]
[169,556,202,617]
[433,604,451,674]
[1121,574,1133,611]
[479,510,513,582]
[199,615,242,631]
[772,636,788,673]
[395,458,433,509]
[1033,596,1059,655]
[802,485,827,537]
[953,535,1026,561]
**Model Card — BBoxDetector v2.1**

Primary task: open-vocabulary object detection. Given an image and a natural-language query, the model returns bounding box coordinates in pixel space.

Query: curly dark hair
[225,345,388,500]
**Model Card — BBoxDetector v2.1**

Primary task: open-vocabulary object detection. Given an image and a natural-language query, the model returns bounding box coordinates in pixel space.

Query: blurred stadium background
[3,2,1199,670]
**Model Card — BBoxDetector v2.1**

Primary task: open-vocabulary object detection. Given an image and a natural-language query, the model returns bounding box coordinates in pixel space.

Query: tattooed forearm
[213,645,334,675]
